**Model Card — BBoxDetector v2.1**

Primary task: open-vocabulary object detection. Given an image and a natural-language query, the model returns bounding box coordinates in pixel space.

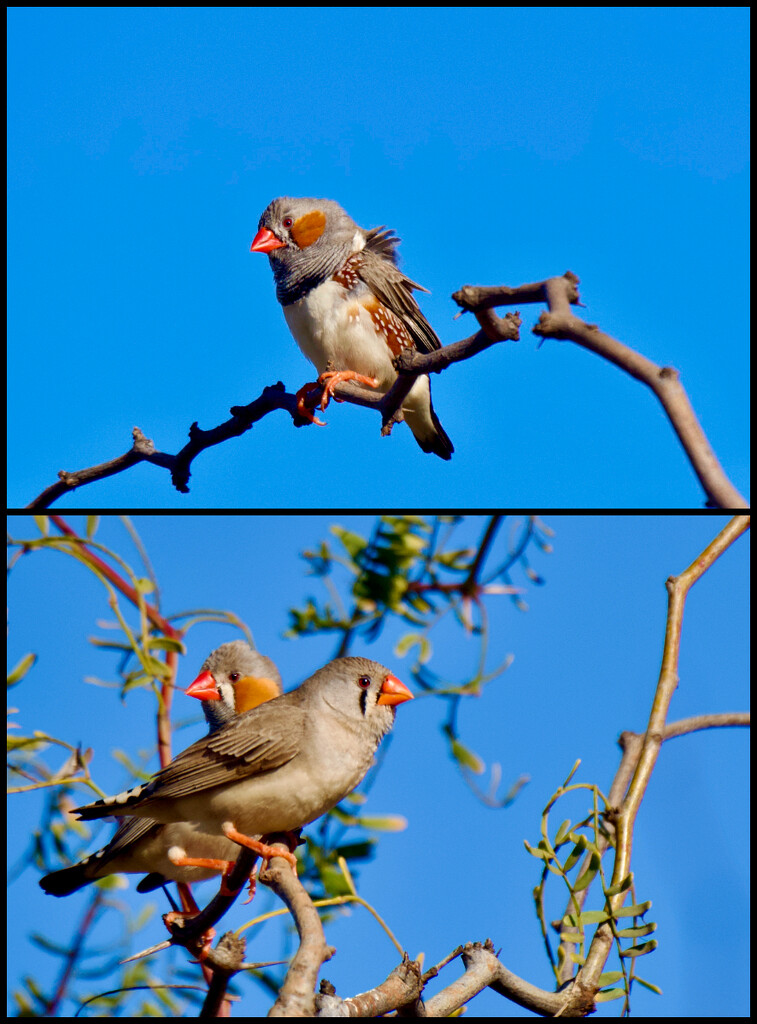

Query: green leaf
[614,901,652,917]
[141,655,173,679]
[595,988,626,1002]
[563,836,588,871]
[554,819,572,845]
[404,531,429,552]
[394,633,432,663]
[620,939,657,958]
[564,910,610,926]
[8,734,50,752]
[597,972,624,986]
[523,840,550,860]
[633,975,662,995]
[7,653,37,687]
[94,873,129,892]
[616,922,657,939]
[331,526,368,560]
[435,547,475,569]
[573,851,601,891]
[86,515,100,539]
[318,863,354,896]
[605,873,633,896]
[403,592,434,615]
[450,738,485,774]
[121,672,152,695]
[334,840,376,862]
[145,637,186,654]
[357,814,408,832]
[88,637,136,651]
[560,760,582,787]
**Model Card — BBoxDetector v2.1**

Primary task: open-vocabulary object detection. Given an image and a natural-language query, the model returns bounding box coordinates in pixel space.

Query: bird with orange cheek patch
[73,658,414,879]
[40,641,283,898]
[251,197,454,460]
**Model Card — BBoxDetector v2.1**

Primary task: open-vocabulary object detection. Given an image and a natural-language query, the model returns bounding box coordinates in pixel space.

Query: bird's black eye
[229,672,240,683]
[357,675,371,689]
[283,217,293,228]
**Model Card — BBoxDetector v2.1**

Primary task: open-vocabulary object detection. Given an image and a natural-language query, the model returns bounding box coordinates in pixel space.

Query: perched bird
[40,641,282,897]
[74,658,414,866]
[251,197,454,460]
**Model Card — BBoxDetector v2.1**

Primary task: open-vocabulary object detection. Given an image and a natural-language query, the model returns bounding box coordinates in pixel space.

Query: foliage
[8,514,548,1015]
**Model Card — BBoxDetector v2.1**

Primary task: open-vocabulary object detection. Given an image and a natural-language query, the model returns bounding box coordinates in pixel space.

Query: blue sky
[7,514,750,1016]
[7,8,750,509]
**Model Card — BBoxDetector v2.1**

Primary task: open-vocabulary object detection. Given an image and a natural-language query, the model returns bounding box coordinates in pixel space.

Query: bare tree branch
[316,955,424,1016]
[569,515,750,1009]
[263,842,334,1018]
[557,708,751,987]
[424,939,587,1018]
[25,270,746,510]
[454,272,747,509]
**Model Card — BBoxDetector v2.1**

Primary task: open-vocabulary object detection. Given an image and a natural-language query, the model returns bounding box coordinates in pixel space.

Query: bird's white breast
[283,280,397,390]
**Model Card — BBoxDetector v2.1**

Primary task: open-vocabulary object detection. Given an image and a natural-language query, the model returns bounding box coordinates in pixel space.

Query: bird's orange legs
[296,371,379,424]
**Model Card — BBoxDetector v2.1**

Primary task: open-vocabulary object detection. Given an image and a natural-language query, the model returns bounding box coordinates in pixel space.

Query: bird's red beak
[377,673,414,706]
[250,227,286,253]
[185,670,221,701]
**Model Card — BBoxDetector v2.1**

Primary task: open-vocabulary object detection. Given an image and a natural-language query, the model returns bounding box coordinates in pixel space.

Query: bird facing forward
[251,197,454,460]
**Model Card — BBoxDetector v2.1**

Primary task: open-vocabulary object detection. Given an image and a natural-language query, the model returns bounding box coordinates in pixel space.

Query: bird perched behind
[251,197,454,460]
[40,641,282,897]
[74,657,413,866]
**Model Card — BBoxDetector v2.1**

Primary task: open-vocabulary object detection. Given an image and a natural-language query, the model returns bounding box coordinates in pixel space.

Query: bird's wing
[141,700,307,800]
[95,816,162,857]
[359,228,441,354]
